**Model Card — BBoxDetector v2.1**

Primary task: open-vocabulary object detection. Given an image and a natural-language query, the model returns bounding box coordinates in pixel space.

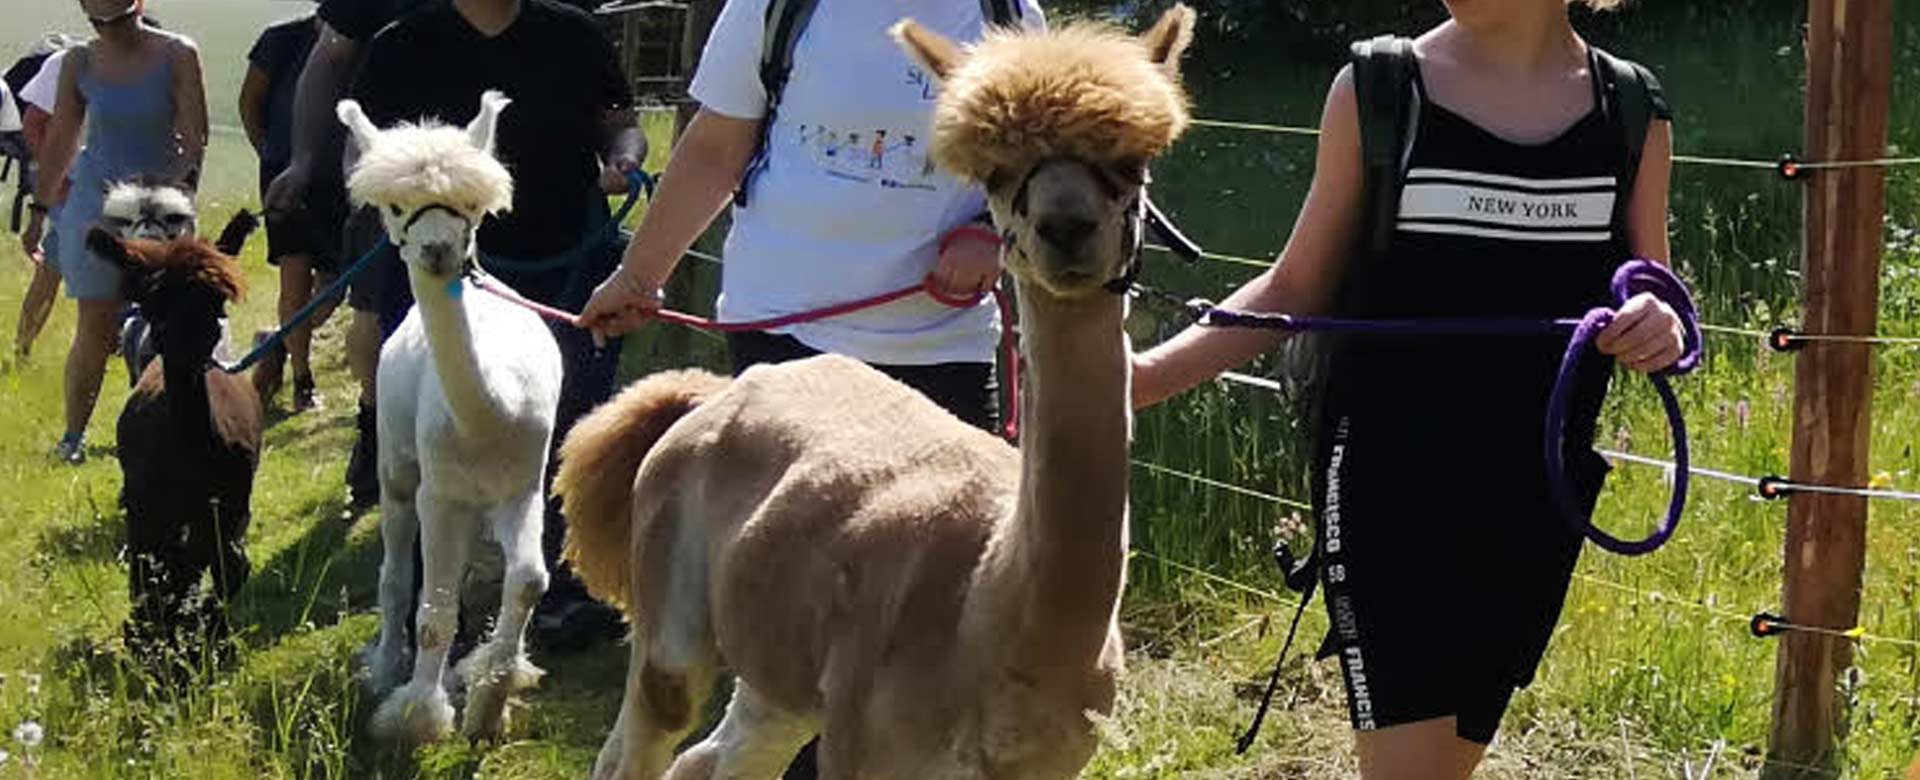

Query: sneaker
[53,434,85,466]
[292,373,321,412]
[346,402,379,511]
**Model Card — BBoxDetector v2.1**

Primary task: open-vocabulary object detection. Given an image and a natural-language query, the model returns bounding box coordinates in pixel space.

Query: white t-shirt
[0,83,20,133]
[692,0,1043,366]
[21,50,67,113]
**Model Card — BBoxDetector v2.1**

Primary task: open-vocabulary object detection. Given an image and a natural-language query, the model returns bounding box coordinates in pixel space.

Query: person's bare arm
[264,22,359,212]
[22,105,50,155]
[33,48,87,207]
[578,108,761,338]
[1131,67,1365,409]
[168,38,210,190]
[1624,119,1673,263]
[238,63,270,153]
[1593,118,1684,373]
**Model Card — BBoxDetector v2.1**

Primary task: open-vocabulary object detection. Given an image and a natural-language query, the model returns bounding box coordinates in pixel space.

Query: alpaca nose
[1035,215,1097,252]
[419,243,458,275]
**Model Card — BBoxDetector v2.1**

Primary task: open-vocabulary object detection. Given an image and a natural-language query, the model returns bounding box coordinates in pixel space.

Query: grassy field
[4,1,1920,778]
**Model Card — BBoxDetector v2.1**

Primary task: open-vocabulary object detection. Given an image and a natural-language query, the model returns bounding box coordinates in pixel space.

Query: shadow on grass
[231,495,380,648]
[35,505,124,564]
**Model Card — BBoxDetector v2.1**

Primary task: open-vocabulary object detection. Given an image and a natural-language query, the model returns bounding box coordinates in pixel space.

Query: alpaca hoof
[359,640,412,694]
[457,649,544,741]
[370,681,455,745]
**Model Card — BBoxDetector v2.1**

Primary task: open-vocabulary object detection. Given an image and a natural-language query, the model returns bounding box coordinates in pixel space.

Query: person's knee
[1355,718,1484,780]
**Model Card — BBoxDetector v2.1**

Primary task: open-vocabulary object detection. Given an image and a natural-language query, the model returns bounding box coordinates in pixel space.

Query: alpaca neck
[159,321,219,450]
[992,286,1132,672]
[410,270,507,435]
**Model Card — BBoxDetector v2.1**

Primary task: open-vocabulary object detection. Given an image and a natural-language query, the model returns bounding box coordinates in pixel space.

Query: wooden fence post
[1764,0,1892,777]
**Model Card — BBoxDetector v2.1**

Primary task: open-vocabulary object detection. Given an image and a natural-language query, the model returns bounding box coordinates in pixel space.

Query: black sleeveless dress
[1311,52,1661,744]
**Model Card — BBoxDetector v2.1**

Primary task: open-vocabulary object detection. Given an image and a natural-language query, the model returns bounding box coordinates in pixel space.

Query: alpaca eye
[387,205,403,217]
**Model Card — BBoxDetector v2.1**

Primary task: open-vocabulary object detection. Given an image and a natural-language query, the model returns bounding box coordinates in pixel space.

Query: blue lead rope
[478,170,654,274]
[214,242,384,374]
[213,170,656,374]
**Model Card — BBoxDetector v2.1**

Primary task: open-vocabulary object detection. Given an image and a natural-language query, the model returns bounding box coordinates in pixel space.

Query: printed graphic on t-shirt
[796,123,938,190]
[1396,167,1616,244]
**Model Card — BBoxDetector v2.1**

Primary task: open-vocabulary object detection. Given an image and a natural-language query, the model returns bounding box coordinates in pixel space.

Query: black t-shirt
[319,0,599,41]
[248,16,320,175]
[352,0,633,257]
[318,0,435,42]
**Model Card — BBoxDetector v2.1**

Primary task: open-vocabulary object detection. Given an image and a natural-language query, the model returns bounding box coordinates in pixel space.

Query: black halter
[400,203,475,238]
[1003,159,1202,296]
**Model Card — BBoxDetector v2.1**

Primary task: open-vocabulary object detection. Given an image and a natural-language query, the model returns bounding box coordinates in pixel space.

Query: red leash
[468,274,1021,440]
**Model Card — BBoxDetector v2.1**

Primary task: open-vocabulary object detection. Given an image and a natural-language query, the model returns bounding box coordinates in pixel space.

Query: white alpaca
[337,91,563,744]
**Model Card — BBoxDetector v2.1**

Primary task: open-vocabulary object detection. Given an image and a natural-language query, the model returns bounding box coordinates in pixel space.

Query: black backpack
[733,0,1024,206]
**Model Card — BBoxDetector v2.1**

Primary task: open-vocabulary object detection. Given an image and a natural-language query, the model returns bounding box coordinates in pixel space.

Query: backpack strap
[736,0,1018,207]
[735,0,823,207]
[1590,46,1671,233]
[980,0,1021,27]
[1349,35,1419,261]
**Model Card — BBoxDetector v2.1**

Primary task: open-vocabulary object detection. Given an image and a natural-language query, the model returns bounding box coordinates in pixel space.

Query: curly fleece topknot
[923,23,1191,185]
[343,120,514,216]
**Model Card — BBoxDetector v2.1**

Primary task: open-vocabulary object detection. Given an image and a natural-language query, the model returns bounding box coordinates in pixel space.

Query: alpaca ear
[86,227,136,269]
[891,19,963,83]
[468,90,512,154]
[1140,4,1196,75]
[336,99,380,154]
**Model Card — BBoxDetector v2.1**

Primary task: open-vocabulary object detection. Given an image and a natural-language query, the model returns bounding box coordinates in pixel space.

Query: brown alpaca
[554,8,1195,779]
[92,228,263,663]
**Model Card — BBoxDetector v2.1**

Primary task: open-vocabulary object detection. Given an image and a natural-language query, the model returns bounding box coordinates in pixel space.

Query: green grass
[5,2,1920,778]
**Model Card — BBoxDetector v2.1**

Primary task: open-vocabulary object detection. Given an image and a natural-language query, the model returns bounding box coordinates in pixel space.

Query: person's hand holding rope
[931,221,1003,299]
[600,154,643,195]
[1596,291,1686,373]
[579,262,664,347]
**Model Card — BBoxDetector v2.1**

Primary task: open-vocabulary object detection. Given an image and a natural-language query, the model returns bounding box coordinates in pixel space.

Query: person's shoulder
[370,3,451,45]
[527,0,602,33]
[151,28,201,55]
[263,14,319,40]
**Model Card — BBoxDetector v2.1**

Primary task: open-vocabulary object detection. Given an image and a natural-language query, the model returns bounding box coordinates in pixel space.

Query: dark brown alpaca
[88,228,263,663]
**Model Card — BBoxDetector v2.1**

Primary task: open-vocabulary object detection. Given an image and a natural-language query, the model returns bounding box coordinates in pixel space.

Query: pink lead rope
[466,272,1023,442]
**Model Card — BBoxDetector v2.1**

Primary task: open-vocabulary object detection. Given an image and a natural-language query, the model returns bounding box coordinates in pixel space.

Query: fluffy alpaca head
[87,228,243,345]
[893,6,1195,298]
[338,90,514,279]
[100,177,198,242]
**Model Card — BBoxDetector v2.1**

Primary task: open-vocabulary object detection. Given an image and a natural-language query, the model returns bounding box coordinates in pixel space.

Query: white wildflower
[0,747,10,765]
[13,720,43,748]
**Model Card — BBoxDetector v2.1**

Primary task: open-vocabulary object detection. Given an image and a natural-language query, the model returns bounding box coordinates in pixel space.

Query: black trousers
[727,331,999,432]
[726,330,997,780]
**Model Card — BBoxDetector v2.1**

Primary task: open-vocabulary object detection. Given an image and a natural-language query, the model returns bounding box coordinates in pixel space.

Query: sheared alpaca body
[337,92,563,744]
[555,9,1196,778]
[94,229,262,663]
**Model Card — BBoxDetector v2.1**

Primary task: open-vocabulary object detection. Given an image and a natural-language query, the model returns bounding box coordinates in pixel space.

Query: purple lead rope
[1198,259,1704,557]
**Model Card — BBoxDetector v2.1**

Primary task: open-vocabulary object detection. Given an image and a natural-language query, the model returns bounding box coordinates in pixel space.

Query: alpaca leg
[365,488,420,693]
[663,682,815,780]
[595,514,718,780]
[371,494,467,745]
[459,492,550,741]
[593,636,717,780]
